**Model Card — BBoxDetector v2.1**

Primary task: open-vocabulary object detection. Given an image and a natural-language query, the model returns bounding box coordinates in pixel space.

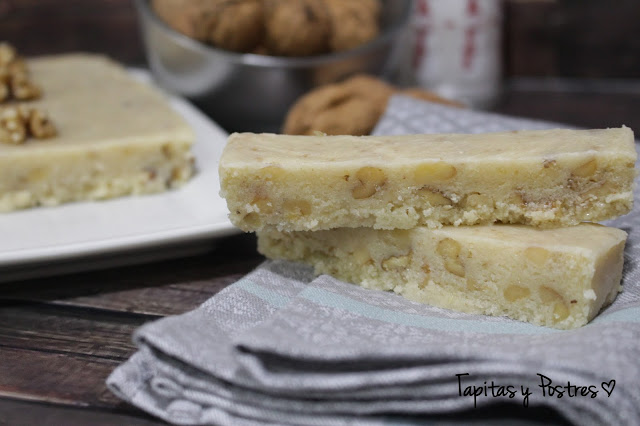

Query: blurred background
[3,0,638,131]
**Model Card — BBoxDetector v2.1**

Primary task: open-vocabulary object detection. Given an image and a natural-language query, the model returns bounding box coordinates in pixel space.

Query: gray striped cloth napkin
[107,96,640,426]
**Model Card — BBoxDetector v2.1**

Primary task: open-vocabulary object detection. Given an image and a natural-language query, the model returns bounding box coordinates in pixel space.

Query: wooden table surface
[1,84,638,426]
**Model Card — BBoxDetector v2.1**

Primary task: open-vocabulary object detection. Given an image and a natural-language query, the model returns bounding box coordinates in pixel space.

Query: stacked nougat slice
[219,128,636,329]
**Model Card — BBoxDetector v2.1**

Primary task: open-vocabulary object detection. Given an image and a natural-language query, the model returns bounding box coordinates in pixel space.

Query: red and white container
[411,0,503,108]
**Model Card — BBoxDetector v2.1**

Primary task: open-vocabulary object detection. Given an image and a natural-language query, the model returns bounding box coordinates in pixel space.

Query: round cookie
[151,0,215,41]
[325,0,381,52]
[283,75,464,136]
[207,0,264,52]
[151,0,263,52]
[283,75,394,135]
[263,0,331,56]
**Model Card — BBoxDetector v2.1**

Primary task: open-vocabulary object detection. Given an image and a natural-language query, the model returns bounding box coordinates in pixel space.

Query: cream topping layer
[0,54,193,155]
[222,128,635,168]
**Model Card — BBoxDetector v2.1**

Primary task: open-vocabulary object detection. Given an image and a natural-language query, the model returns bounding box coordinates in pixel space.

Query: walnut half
[0,106,57,145]
[0,42,42,102]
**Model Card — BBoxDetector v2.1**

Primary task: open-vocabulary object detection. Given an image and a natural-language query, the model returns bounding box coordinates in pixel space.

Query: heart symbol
[601,380,616,397]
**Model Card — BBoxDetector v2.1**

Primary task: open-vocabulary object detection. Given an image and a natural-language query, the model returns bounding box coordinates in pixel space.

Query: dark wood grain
[0,0,144,65]
[0,398,165,426]
[492,81,640,131]
[0,303,143,361]
[0,346,125,407]
[505,0,640,78]
[2,234,262,316]
[0,233,262,420]
[0,303,148,410]
[0,288,231,414]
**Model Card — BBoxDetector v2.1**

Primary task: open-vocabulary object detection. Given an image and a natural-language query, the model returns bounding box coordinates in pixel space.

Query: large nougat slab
[257,224,627,329]
[220,129,636,231]
[0,54,194,212]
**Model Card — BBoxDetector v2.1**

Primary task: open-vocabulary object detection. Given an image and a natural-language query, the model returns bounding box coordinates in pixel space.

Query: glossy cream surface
[222,128,634,166]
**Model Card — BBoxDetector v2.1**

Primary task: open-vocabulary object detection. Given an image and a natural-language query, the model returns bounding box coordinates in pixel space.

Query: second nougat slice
[219,128,636,232]
[257,224,627,329]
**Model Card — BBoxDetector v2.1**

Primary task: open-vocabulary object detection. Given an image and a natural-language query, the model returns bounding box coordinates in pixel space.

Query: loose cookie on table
[283,75,394,135]
[283,75,463,136]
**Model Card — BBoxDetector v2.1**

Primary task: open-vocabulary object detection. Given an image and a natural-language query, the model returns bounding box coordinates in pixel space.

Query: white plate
[0,70,239,280]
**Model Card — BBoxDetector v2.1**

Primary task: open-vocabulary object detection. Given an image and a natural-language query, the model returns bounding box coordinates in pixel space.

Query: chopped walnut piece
[0,66,9,83]
[0,105,57,144]
[8,58,27,76]
[0,42,42,102]
[1,105,18,120]
[11,74,41,100]
[0,42,17,66]
[16,105,32,121]
[0,108,26,144]
[28,109,57,139]
[0,82,7,103]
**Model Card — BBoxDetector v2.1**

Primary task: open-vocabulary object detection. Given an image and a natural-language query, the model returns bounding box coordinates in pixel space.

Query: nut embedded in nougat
[352,166,386,199]
[414,162,457,184]
[524,247,550,266]
[572,158,597,178]
[437,238,465,277]
[417,188,453,207]
[504,285,531,302]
